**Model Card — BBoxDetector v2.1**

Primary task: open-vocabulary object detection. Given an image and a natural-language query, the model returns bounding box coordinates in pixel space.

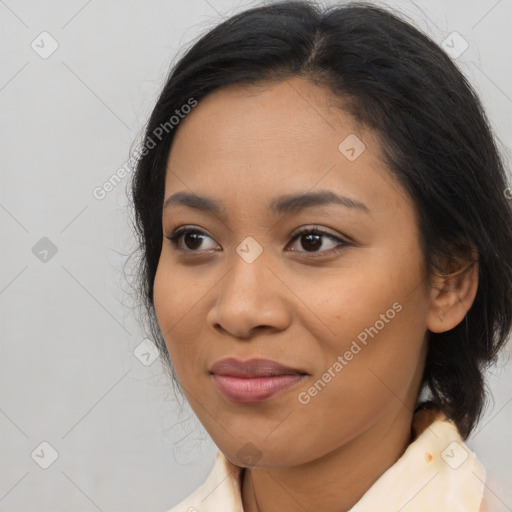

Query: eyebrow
[163,190,370,216]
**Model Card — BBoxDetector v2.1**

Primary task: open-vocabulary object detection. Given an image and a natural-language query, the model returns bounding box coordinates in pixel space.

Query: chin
[216,434,310,469]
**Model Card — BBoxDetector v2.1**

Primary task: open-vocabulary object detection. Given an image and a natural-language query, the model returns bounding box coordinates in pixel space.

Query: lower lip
[212,374,306,403]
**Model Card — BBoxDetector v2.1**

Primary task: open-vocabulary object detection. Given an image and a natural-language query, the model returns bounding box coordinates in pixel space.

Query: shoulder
[479,470,506,512]
[351,409,486,511]
[164,452,245,512]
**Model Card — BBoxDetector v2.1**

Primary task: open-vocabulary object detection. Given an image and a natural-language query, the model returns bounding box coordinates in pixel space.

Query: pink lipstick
[209,358,308,403]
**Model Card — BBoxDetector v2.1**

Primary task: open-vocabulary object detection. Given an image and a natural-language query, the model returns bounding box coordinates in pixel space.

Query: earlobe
[426,258,479,334]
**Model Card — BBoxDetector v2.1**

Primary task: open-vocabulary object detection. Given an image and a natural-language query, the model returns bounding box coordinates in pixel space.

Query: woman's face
[153,77,433,467]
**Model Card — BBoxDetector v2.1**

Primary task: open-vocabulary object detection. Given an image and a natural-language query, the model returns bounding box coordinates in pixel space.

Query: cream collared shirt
[166,410,488,511]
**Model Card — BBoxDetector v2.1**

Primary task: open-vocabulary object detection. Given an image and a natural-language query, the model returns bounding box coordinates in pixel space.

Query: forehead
[164,77,411,220]
[169,77,355,157]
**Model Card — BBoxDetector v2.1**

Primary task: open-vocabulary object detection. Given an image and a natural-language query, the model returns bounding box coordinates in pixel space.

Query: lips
[209,358,308,403]
[210,358,308,377]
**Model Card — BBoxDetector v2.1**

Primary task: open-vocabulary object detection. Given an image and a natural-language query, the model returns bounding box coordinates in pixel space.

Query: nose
[206,248,292,339]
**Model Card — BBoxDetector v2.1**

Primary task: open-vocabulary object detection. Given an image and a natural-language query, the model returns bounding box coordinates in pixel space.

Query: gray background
[1,0,511,511]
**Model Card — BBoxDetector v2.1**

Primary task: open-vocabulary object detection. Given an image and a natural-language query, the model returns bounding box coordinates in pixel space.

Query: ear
[426,252,479,334]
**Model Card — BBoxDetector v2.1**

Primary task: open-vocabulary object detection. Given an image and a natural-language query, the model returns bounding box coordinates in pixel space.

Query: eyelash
[165,226,350,258]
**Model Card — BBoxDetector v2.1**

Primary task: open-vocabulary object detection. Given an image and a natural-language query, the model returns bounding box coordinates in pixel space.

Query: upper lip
[209,358,308,378]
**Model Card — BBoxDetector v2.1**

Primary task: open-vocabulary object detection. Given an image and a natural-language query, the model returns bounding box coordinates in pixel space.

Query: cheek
[153,259,203,372]
[321,300,427,428]
[300,249,428,406]
[301,263,411,350]
[290,302,426,452]
[153,261,177,338]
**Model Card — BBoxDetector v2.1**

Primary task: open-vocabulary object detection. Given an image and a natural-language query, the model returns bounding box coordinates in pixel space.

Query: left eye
[287,227,349,255]
[166,226,349,256]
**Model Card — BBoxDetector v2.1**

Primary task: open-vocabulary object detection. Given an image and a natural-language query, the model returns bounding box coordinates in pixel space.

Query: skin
[153,77,479,512]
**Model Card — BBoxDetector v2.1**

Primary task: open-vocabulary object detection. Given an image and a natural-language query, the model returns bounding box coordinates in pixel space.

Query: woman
[129,1,512,510]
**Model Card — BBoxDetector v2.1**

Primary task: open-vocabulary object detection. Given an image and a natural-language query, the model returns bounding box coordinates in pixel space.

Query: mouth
[209,358,309,403]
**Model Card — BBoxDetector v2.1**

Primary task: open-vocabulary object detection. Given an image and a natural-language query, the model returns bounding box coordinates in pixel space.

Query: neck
[241,407,413,512]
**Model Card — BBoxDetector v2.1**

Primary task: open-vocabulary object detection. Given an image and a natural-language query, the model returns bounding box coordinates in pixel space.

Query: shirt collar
[168,409,485,511]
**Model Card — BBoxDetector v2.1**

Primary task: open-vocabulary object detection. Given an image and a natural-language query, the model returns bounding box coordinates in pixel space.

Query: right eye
[166,226,220,253]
